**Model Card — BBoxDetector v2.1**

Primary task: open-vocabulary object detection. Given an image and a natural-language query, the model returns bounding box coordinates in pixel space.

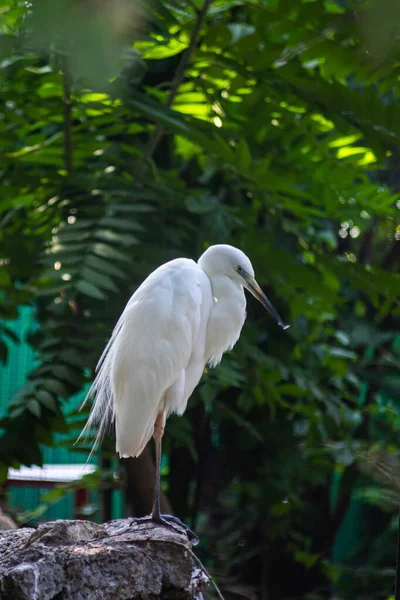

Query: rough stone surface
[0,518,208,600]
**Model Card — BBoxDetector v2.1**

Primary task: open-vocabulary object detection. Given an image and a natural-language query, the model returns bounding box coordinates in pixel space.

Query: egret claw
[137,514,199,545]
[157,514,199,545]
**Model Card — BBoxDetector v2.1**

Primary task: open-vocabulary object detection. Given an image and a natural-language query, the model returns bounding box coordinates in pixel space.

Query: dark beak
[243,273,290,330]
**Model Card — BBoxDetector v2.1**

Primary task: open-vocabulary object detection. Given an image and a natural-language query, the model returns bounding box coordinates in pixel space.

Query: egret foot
[155,513,199,543]
[138,514,198,545]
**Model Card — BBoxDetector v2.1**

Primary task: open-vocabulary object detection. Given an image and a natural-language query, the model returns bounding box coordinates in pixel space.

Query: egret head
[198,244,289,330]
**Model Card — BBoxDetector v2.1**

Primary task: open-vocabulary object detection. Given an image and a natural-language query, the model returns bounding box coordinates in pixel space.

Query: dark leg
[137,411,198,544]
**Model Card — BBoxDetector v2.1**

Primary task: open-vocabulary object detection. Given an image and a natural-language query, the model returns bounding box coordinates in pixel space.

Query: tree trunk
[122,447,172,517]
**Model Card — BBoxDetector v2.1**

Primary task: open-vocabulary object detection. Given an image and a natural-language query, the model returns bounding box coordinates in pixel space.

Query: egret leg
[151,411,165,522]
[144,411,198,544]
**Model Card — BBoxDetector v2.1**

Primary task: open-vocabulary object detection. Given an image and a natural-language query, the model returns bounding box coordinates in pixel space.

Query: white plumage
[80,244,288,530]
[83,245,245,453]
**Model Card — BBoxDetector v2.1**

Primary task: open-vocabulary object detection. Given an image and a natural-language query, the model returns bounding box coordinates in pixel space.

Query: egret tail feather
[75,318,124,461]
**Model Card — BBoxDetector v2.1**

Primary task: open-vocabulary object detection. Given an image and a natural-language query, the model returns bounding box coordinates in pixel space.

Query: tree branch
[61,55,73,174]
[382,238,400,272]
[139,0,213,173]
[122,448,172,517]
[359,216,378,266]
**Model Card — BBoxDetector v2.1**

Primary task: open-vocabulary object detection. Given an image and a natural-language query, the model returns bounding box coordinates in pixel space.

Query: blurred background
[0,0,400,598]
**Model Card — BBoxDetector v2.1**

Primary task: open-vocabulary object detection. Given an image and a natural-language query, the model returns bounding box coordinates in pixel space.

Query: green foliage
[0,0,400,598]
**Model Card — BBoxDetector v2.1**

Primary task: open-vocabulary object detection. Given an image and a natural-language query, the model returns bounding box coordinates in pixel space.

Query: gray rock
[0,519,208,600]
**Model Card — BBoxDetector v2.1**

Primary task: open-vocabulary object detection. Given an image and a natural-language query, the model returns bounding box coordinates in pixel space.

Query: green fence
[0,306,125,522]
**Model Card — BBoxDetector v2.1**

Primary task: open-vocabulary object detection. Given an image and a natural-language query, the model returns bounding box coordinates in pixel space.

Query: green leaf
[58,350,84,368]
[27,399,41,418]
[9,407,25,418]
[57,230,91,243]
[45,243,88,255]
[0,268,12,287]
[80,267,118,292]
[185,196,215,214]
[128,96,190,134]
[64,219,95,230]
[52,365,79,383]
[136,37,187,60]
[37,390,57,411]
[236,138,251,173]
[76,280,106,300]
[275,384,308,397]
[211,133,235,163]
[100,217,145,232]
[41,255,82,267]
[94,230,139,246]
[112,202,154,213]
[91,243,131,263]
[41,378,68,397]
[84,254,126,278]
[328,348,357,360]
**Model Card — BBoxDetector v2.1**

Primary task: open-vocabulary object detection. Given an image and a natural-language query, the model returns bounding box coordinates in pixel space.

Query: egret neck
[204,274,246,367]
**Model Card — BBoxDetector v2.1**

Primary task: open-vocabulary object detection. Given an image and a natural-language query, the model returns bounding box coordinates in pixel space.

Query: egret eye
[237,265,243,273]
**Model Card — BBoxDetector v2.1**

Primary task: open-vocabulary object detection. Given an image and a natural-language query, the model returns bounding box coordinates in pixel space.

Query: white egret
[81,244,289,539]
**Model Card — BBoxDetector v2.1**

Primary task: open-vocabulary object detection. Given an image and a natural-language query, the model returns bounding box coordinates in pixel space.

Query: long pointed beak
[243,273,290,330]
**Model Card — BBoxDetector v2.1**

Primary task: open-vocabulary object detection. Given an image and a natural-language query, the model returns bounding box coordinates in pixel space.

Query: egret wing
[80,258,211,458]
